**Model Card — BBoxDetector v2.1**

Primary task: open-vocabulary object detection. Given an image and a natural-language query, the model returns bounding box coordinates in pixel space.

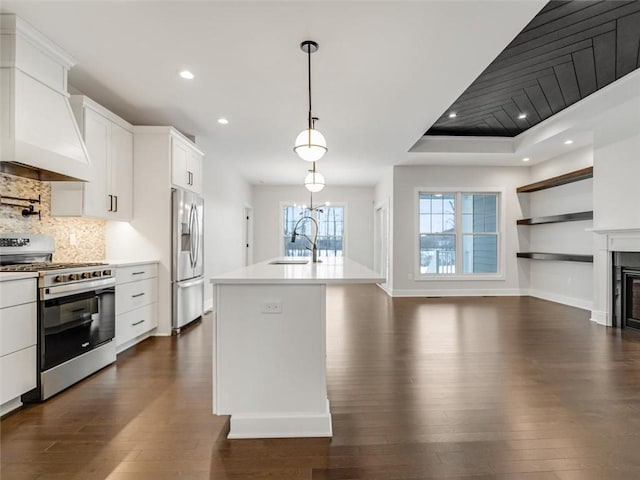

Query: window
[418,191,500,277]
[282,204,344,257]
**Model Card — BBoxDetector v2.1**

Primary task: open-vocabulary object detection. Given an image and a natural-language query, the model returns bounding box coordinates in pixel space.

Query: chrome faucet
[290,215,320,263]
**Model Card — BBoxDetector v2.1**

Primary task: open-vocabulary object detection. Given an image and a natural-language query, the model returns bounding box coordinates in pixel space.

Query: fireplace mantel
[589,228,640,252]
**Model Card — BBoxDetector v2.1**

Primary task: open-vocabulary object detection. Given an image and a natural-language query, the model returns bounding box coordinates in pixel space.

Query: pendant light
[304,162,325,193]
[293,40,327,162]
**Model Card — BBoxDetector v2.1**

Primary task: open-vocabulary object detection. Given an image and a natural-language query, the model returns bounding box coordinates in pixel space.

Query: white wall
[391,165,530,295]
[526,147,594,310]
[374,167,394,291]
[199,140,253,310]
[252,185,375,269]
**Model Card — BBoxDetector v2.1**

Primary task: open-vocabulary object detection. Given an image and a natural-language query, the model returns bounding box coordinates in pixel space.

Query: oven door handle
[43,278,116,300]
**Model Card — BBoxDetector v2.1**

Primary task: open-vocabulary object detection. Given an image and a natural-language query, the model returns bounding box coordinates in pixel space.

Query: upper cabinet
[171,135,203,194]
[51,96,133,221]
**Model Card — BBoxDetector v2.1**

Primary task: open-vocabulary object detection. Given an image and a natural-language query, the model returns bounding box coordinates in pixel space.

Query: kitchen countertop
[0,272,38,281]
[106,260,159,267]
[210,257,385,285]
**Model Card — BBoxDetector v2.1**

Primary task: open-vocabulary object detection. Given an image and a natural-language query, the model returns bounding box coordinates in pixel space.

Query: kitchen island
[210,257,384,439]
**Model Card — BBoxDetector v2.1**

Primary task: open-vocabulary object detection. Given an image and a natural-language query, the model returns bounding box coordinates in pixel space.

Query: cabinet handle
[131,320,145,326]
[114,195,118,212]
[131,271,146,275]
[131,292,145,298]
[187,170,190,185]
[108,194,113,212]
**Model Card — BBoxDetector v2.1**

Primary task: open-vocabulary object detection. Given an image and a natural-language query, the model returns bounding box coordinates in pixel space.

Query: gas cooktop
[0,262,108,272]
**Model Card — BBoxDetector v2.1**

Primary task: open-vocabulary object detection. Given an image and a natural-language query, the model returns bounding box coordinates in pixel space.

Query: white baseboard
[590,309,610,326]
[389,288,523,297]
[527,289,593,311]
[376,283,392,296]
[0,397,23,417]
[228,401,332,439]
[204,298,214,313]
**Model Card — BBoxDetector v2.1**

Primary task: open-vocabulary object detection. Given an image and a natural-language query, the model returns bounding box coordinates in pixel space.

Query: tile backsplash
[0,172,105,262]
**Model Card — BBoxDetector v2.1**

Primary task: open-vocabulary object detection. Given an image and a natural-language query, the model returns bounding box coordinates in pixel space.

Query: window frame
[279,201,347,258]
[414,187,505,281]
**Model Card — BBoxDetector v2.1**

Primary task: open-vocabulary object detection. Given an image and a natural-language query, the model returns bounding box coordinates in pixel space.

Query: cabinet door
[188,149,203,194]
[109,123,133,221]
[81,109,110,217]
[171,137,190,190]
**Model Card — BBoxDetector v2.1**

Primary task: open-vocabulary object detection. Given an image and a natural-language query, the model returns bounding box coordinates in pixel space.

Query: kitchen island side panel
[214,283,330,437]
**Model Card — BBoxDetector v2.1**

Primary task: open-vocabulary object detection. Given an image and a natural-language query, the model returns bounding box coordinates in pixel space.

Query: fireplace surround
[613,251,640,329]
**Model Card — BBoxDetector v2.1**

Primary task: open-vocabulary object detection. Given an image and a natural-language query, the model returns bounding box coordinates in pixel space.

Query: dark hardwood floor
[3,285,640,479]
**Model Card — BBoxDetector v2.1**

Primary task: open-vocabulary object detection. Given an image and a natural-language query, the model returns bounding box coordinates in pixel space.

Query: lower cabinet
[0,277,37,415]
[115,262,158,353]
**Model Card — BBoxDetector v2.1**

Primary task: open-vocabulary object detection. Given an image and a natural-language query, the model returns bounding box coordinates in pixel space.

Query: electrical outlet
[262,302,282,314]
[69,233,77,246]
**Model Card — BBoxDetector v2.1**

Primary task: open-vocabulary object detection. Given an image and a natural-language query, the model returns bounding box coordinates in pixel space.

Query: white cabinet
[51,96,133,221]
[0,277,37,415]
[115,262,158,353]
[171,135,203,194]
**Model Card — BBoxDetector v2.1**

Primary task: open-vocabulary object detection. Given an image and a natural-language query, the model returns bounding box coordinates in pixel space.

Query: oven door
[40,286,115,371]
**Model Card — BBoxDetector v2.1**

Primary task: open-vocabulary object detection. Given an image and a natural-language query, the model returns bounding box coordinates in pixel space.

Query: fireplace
[613,252,640,329]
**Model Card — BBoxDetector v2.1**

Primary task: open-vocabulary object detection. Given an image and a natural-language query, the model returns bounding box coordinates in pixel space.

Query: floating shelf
[517,211,593,225]
[516,252,593,263]
[516,166,593,193]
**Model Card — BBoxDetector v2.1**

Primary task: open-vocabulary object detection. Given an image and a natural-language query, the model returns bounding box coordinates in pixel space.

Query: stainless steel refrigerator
[172,188,204,331]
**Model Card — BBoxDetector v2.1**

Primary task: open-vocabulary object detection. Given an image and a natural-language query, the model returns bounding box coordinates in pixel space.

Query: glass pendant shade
[294,128,327,162]
[304,170,325,193]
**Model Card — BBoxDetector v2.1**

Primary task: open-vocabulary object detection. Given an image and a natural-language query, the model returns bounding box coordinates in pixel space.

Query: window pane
[283,204,344,258]
[462,194,498,233]
[419,234,456,274]
[419,193,455,235]
[462,234,497,273]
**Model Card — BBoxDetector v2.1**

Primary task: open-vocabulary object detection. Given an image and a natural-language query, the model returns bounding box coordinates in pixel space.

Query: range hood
[0,14,92,182]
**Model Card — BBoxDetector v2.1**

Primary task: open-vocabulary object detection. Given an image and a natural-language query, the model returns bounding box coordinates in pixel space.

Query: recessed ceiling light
[448,112,457,119]
[564,139,573,145]
[522,157,530,162]
[518,113,527,119]
[217,118,229,125]
[179,70,194,80]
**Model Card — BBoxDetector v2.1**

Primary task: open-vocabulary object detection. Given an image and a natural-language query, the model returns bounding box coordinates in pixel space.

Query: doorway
[374,201,389,286]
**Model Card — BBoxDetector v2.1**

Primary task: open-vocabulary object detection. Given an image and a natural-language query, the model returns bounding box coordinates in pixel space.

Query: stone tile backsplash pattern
[0,172,105,262]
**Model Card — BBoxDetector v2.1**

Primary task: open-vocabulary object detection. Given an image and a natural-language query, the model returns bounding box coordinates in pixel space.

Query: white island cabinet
[210,257,384,439]
[0,273,37,416]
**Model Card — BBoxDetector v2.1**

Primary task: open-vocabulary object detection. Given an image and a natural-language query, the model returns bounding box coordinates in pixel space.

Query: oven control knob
[68,274,78,281]
[81,272,91,279]
[54,275,64,283]
[103,269,112,276]
[92,271,102,277]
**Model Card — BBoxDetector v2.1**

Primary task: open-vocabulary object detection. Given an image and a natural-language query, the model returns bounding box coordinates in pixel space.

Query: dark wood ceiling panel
[617,11,640,77]
[593,30,616,87]
[538,73,566,113]
[572,47,597,97]
[553,61,581,105]
[426,1,640,138]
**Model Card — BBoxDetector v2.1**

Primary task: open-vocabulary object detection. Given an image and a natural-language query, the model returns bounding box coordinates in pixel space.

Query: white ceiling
[2,1,548,186]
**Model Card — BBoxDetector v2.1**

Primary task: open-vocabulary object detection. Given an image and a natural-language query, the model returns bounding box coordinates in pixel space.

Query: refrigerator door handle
[193,204,200,269]
[189,203,197,268]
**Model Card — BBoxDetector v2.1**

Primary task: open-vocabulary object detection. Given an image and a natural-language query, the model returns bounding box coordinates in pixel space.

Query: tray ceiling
[426,1,640,138]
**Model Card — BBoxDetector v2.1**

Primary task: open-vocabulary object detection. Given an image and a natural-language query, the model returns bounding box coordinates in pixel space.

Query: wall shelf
[517,211,593,225]
[516,166,593,193]
[517,252,593,263]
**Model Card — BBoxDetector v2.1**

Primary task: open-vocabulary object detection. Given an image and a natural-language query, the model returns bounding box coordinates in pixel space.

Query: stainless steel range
[0,234,116,401]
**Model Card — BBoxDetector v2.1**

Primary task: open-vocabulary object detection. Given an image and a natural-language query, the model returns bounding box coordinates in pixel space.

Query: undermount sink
[269,259,309,265]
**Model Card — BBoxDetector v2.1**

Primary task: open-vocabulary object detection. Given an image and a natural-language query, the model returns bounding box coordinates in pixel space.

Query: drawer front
[0,302,37,357]
[116,303,158,347]
[116,278,157,315]
[0,279,37,309]
[116,263,158,284]
[0,346,37,404]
